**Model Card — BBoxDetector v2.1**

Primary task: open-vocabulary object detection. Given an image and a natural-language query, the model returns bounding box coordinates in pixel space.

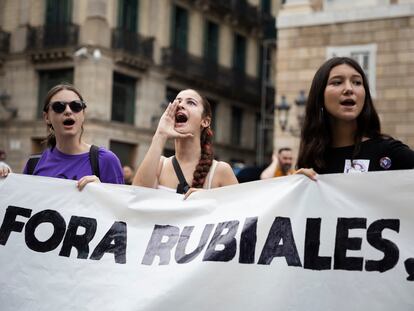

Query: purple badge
[379,157,392,169]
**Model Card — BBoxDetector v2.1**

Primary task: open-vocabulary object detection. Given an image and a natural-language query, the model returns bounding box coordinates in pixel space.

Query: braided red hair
[191,127,214,188]
[190,91,214,188]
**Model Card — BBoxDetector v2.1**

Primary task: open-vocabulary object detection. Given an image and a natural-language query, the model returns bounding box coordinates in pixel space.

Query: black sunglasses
[46,100,87,113]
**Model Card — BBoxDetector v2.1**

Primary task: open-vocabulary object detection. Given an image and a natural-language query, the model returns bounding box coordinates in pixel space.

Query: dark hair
[186,90,214,189]
[43,84,85,148]
[297,57,381,171]
[278,147,292,154]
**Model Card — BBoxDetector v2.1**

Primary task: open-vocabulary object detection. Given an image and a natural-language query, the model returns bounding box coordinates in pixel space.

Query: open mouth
[175,112,188,123]
[340,99,356,107]
[63,119,75,126]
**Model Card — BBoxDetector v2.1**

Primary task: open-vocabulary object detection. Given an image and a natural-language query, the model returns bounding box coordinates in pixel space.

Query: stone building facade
[0,0,280,171]
[275,0,414,161]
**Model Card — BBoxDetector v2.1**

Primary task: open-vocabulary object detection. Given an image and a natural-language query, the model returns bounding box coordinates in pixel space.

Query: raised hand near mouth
[156,102,193,139]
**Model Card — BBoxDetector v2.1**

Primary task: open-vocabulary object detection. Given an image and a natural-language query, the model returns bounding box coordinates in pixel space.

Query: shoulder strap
[26,154,42,175]
[206,160,218,189]
[171,156,190,194]
[89,145,100,179]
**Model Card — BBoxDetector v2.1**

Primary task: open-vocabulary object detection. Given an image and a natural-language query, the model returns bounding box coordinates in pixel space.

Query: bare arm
[133,102,192,188]
[217,161,239,187]
[260,154,278,179]
[260,161,277,179]
[133,133,167,188]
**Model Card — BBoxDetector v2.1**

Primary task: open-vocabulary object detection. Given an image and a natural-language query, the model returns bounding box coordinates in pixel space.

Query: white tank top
[157,157,218,192]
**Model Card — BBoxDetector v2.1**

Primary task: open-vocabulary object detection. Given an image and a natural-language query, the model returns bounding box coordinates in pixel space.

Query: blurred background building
[0,0,280,172]
[275,0,414,157]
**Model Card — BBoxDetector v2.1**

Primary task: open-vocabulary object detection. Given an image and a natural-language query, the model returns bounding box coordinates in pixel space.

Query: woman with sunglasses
[21,84,124,189]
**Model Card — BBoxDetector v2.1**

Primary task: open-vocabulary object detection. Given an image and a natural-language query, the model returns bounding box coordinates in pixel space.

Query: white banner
[0,172,413,311]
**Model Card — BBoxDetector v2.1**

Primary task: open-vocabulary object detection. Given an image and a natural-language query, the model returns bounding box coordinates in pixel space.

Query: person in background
[260,147,294,179]
[123,165,134,185]
[296,57,414,179]
[133,89,238,198]
[21,84,124,189]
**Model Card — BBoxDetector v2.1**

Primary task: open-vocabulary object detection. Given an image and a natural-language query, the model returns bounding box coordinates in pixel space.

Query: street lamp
[275,90,307,136]
[276,95,290,131]
[294,89,307,128]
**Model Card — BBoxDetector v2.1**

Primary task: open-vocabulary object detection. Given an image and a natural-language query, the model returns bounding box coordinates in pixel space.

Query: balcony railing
[162,48,275,106]
[111,28,154,63]
[179,0,276,38]
[0,30,10,53]
[27,24,79,50]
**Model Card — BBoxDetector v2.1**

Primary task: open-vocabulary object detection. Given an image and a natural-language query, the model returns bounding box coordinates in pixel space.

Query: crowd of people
[1,57,413,196]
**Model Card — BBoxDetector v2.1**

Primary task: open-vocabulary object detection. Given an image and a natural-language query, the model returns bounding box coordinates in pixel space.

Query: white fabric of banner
[0,172,413,311]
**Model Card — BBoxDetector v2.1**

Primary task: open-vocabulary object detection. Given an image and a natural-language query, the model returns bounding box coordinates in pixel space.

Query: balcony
[111,28,154,70]
[26,24,79,62]
[189,0,275,36]
[27,24,79,50]
[162,48,275,107]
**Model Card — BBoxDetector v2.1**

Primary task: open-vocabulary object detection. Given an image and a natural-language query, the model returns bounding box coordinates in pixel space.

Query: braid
[191,127,214,188]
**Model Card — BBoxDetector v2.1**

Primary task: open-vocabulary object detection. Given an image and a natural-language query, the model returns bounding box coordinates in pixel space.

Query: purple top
[23,147,124,184]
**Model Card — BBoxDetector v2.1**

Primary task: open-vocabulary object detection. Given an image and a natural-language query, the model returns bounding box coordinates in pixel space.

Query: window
[118,0,139,31]
[111,73,136,124]
[204,20,219,63]
[37,69,74,118]
[171,5,188,51]
[231,106,243,145]
[110,140,137,167]
[258,43,272,85]
[233,34,246,73]
[45,0,72,25]
[326,44,377,97]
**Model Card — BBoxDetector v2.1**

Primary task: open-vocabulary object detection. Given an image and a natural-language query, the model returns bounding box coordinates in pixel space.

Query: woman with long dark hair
[297,57,414,178]
[21,84,124,189]
[133,89,238,197]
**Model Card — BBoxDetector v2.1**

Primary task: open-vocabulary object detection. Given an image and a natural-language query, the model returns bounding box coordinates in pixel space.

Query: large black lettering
[365,219,400,272]
[59,216,98,259]
[239,217,258,264]
[141,225,179,265]
[203,221,239,262]
[175,224,214,264]
[334,218,366,271]
[25,210,66,253]
[304,218,332,270]
[90,221,127,264]
[0,206,32,245]
[258,217,302,266]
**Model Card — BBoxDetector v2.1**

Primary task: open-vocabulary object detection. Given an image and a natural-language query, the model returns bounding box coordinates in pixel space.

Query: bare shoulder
[215,161,238,187]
